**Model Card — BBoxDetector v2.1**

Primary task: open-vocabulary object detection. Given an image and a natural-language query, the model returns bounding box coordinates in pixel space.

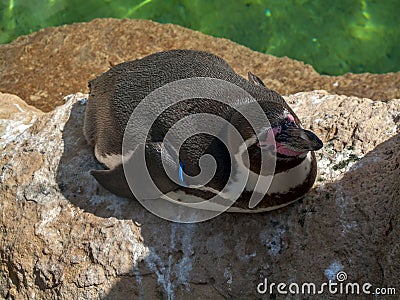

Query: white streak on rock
[224,267,233,286]
[120,221,148,299]
[13,103,25,113]
[259,224,286,256]
[324,261,343,281]
[144,223,195,299]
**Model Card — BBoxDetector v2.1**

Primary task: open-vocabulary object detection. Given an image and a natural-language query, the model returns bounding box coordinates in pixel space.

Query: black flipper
[91,142,180,200]
[91,165,134,199]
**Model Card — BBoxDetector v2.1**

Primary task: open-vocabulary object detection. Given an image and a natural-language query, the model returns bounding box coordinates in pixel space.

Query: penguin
[84,49,323,213]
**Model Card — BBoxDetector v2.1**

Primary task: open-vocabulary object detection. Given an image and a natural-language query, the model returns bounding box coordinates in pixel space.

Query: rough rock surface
[1,91,399,299]
[0,93,43,149]
[1,18,400,112]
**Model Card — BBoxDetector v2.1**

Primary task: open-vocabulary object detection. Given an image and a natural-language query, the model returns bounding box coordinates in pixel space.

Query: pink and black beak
[259,113,323,157]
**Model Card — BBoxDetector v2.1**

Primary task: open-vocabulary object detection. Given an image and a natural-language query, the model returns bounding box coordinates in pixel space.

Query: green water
[1,0,399,75]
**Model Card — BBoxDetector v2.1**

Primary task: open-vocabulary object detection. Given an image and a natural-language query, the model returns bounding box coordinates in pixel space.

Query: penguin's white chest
[245,152,312,194]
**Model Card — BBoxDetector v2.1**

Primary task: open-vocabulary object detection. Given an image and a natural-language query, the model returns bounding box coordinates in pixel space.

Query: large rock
[1,90,399,299]
[1,18,400,112]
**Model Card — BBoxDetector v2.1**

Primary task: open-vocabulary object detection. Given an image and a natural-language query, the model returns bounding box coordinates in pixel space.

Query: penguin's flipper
[248,71,266,87]
[91,142,180,200]
[134,141,181,197]
[91,165,134,199]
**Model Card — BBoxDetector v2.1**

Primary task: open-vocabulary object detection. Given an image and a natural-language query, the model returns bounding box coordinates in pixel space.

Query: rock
[0,92,43,149]
[1,91,399,299]
[1,19,400,112]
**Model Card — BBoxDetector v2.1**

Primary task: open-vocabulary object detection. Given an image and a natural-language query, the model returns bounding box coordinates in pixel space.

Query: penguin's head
[256,101,323,157]
[227,75,323,175]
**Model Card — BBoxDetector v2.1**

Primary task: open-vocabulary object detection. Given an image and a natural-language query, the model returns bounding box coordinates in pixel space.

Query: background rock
[1,91,399,299]
[1,18,400,112]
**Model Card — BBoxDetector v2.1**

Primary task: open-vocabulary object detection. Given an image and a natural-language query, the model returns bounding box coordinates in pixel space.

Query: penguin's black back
[90,50,286,133]
[85,50,288,179]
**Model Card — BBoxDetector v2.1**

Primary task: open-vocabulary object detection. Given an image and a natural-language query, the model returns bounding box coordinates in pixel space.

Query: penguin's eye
[285,120,296,127]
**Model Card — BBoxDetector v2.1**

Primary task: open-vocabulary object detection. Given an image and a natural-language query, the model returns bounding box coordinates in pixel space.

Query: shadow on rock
[56,103,399,298]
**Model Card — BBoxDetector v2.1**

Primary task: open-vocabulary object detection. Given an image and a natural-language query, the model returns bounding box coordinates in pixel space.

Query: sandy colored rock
[0,91,399,299]
[0,92,43,148]
[1,18,400,112]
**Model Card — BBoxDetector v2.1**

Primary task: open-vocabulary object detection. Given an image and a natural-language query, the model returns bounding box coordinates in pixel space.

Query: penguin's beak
[274,126,323,156]
[257,124,323,157]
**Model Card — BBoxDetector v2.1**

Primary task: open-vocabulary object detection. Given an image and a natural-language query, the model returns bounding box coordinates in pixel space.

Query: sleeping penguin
[84,49,323,213]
